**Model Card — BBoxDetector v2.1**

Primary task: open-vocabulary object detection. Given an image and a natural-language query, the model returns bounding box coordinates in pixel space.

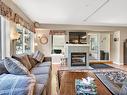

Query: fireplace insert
[71,52,86,66]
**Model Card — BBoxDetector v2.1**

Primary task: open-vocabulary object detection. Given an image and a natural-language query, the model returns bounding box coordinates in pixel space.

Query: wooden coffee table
[60,71,112,95]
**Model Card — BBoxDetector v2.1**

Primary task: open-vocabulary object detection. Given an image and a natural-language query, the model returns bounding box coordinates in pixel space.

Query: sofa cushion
[0,59,8,74]
[31,66,50,75]
[27,55,38,67]
[35,74,49,84]
[0,74,35,95]
[35,84,45,95]
[4,57,30,75]
[36,61,51,67]
[33,50,44,62]
[12,54,32,70]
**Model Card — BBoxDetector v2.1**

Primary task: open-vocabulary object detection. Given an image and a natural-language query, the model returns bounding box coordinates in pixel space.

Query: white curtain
[0,16,11,59]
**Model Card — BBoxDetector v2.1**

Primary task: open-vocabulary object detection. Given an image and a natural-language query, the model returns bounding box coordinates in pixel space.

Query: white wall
[110,30,127,65]
[35,29,51,57]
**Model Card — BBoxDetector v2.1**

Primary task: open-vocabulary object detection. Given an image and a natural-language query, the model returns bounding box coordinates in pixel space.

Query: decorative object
[34,22,40,28]
[40,35,48,44]
[75,77,97,95]
[114,38,119,42]
[49,30,65,35]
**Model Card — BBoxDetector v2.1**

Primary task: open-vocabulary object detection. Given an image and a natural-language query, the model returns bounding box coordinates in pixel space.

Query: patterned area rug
[95,70,127,95]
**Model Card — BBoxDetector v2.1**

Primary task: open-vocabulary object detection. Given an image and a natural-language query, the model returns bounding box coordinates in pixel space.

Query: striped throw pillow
[33,51,44,63]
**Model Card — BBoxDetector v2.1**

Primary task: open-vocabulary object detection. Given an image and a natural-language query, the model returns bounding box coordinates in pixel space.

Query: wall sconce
[10,31,20,40]
[34,43,38,46]
[37,34,42,39]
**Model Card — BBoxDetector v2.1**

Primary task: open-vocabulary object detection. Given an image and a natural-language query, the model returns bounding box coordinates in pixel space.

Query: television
[69,32,87,44]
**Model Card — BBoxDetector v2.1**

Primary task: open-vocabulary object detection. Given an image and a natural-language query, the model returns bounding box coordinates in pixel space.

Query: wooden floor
[51,64,127,95]
[89,60,113,64]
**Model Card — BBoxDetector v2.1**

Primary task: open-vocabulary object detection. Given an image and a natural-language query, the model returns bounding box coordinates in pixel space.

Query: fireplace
[71,52,86,66]
[65,44,89,67]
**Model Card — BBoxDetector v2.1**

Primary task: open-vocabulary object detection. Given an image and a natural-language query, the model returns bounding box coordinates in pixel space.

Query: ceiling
[13,0,127,26]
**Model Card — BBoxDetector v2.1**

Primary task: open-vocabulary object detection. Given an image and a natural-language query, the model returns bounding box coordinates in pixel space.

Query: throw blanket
[0,74,36,95]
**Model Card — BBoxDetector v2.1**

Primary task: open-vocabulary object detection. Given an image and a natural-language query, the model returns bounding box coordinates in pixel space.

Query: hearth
[71,52,86,66]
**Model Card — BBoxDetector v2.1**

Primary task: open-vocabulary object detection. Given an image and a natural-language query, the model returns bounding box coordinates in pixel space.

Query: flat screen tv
[69,32,87,44]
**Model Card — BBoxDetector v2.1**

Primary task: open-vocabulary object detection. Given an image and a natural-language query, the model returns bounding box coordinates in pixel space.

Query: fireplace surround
[71,52,86,66]
[65,44,89,67]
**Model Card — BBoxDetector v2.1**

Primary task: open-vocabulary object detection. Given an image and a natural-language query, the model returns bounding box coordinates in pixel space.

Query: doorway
[88,33,110,61]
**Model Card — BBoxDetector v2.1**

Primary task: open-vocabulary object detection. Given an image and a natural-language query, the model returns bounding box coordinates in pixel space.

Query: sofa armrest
[43,57,52,62]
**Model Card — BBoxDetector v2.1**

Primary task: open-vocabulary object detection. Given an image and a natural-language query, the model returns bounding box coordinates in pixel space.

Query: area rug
[90,63,114,69]
[95,71,127,95]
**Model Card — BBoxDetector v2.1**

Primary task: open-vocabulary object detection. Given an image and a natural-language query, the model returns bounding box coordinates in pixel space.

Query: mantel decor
[0,1,35,33]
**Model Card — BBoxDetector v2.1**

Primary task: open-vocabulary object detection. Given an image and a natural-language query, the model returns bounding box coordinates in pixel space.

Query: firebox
[71,52,86,66]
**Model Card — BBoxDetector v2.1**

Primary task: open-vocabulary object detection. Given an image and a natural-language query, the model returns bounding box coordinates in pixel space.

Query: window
[52,35,65,54]
[16,24,23,54]
[16,24,34,54]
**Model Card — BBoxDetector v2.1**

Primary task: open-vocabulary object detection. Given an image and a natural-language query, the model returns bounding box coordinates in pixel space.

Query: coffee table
[60,71,112,95]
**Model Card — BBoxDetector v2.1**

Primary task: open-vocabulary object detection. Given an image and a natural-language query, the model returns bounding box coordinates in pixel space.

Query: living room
[1,0,127,95]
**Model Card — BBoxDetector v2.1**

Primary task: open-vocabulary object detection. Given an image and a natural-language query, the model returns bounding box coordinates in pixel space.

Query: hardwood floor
[51,64,127,95]
[51,64,60,95]
[90,60,113,64]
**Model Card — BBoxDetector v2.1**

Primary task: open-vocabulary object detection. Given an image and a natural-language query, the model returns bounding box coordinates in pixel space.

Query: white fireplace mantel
[65,44,90,67]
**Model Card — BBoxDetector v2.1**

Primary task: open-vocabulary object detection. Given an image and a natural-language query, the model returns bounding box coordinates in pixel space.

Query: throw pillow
[0,59,8,74]
[27,55,38,67]
[12,54,32,70]
[32,50,44,62]
[4,57,30,75]
[0,74,36,95]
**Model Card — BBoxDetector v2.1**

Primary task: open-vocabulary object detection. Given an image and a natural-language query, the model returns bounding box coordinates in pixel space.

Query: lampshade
[10,31,20,40]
